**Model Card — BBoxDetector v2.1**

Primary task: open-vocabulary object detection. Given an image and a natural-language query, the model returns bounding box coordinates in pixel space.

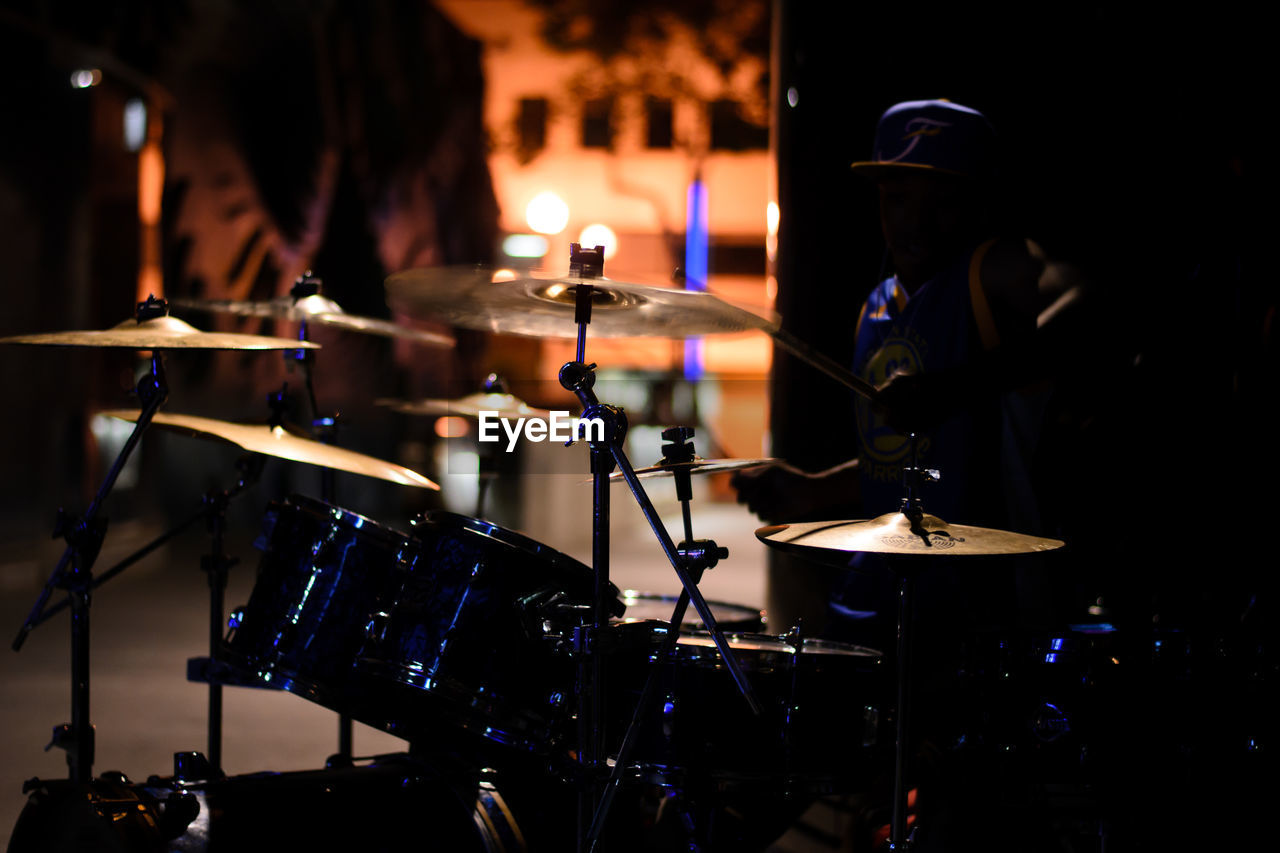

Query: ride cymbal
[385,266,778,339]
[377,391,551,420]
[0,315,319,351]
[757,511,1064,559]
[169,295,454,348]
[100,410,438,489]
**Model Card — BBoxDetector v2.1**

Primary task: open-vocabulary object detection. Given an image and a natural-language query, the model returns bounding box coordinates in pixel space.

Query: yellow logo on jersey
[856,335,928,466]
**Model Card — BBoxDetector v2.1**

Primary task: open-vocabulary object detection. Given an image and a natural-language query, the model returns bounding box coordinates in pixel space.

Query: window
[516,97,548,162]
[646,97,673,149]
[709,99,768,151]
[581,97,614,149]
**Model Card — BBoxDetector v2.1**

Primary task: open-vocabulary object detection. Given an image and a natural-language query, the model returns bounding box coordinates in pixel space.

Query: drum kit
[2,246,1065,852]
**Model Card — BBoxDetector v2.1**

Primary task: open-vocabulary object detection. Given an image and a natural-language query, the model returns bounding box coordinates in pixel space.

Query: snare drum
[223,496,411,708]
[615,590,766,633]
[354,511,621,753]
[606,623,884,793]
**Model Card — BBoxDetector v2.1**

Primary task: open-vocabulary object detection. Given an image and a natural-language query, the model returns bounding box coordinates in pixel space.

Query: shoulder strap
[968,238,1001,351]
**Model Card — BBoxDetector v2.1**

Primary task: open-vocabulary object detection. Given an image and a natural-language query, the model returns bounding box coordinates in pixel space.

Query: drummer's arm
[875,237,1046,431]
[731,458,861,523]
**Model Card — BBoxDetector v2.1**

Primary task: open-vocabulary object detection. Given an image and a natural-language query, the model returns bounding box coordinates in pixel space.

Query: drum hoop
[416,510,591,575]
[670,629,884,660]
[617,589,764,625]
[280,493,411,547]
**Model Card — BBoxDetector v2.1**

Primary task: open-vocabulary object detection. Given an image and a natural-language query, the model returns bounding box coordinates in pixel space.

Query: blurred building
[435,0,774,442]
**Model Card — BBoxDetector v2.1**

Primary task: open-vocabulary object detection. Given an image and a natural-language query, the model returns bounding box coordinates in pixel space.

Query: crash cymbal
[0,315,319,350]
[169,295,454,348]
[100,410,438,489]
[377,391,551,420]
[757,511,1064,559]
[385,266,778,339]
[610,457,776,482]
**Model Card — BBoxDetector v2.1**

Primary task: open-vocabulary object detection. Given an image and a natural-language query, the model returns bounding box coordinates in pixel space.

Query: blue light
[1044,653,1058,663]
[1050,637,1064,651]
[683,177,708,381]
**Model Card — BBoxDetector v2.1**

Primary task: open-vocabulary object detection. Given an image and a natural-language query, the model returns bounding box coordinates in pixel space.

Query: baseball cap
[850,99,997,180]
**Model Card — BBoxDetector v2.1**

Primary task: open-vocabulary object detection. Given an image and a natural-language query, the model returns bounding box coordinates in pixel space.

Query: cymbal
[169,295,454,348]
[756,511,1064,559]
[0,315,319,350]
[610,457,775,482]
[377,391,551,420]
[385,266,778,339]
[100,410,439,489]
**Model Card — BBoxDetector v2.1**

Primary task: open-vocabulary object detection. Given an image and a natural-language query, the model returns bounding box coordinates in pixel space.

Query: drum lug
[572,624,619,656]
[661,692,677,741]
[675,539,729,575]
[225,606,245,641]
[862,704,881,748]
[173,750,217,783]
[364,611,391,648]
[519,589,592,640]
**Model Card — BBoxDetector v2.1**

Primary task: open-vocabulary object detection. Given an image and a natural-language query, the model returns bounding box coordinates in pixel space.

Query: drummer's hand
[731,461,856,523]
[874,369,957,435]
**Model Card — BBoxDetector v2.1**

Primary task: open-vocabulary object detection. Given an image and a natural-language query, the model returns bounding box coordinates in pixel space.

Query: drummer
[736,95,1070,851]
[734,99,1053,640]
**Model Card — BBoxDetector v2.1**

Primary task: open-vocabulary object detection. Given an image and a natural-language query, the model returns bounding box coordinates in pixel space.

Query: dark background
[769,1,1271,634]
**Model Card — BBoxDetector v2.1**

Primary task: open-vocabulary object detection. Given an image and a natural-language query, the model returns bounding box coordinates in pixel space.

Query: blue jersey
[852,240,1004,525]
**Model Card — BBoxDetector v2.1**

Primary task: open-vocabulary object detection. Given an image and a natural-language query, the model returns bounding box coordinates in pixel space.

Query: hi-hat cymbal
[385,266,778,339]
[377,391,551,420]
[0,316,320,350]
[169,295,454,348]
[757,511,1064,559]
[100,410,438,489]
[611,457,776,482]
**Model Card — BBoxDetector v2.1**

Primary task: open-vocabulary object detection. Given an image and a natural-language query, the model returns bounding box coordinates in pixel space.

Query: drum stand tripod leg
[12,351,168,782]
[890,437,928,850]
[200,463,261,774]
[560,254,760,853]
[585,427,729,850]
[889,566,916,852]
[576,439,613,853]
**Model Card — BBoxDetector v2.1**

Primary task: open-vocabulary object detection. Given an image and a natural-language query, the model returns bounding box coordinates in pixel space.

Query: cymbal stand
[585,426,728,851]
[11,297,172,783]
[887,433,935,852]
[476,373,508,519]
[557,244,760,852]
[282,272,353,759]
[200,456,265,772]
[26,452,264,776]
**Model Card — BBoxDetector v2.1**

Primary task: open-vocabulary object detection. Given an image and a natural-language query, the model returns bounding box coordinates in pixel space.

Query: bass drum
[221,496,410,709]
[606,624,885,795]
[353,510,621,754]
[7,756,524,853]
